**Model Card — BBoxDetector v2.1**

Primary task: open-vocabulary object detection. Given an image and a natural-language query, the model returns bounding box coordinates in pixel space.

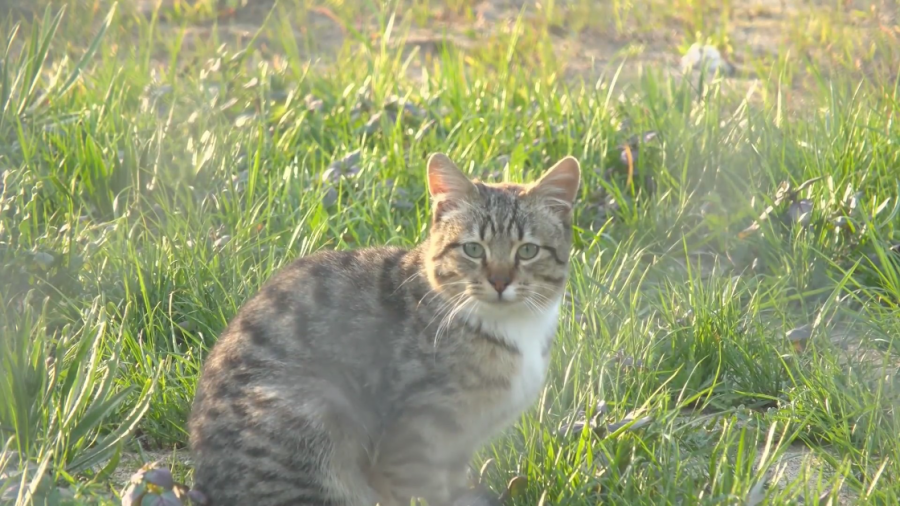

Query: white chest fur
[467,298,562,437]
[482,308,557,408]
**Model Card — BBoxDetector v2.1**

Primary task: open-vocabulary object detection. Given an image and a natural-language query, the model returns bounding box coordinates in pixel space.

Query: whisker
[525,280,567,292]
[426,288,474,329]
[433,296,473,347]
[416,281,470,308]
[528,291,553,306]
[460,299,479,328]
[522,290,554,314]
[522,297,540,316]
[394,271,424,294]
[425,291,470,329]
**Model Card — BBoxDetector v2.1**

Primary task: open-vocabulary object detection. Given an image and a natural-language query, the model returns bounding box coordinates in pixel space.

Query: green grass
[1,0,900,504]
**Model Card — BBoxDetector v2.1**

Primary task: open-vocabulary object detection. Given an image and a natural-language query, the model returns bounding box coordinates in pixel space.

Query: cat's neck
[469,294,562,321]
[466,292,563,349]
[475,300,561,356]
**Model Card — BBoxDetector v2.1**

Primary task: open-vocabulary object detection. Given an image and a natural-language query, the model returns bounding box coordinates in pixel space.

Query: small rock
[610,351,644,369]
[817,487,841,505]
[361,112,389,135]
[142,489,182,506]
[304,94,324,113]
[621,355,643,369]
[786,324,812,352]
[618,131,659,166]
[594,400,609,418]
[787,199,813,226]
[605,414,653,434]
[384,97,425,120]
[681,44,735,76]
[845,191,863,213]
[187,489,209,505]
[391,187,414,211]
[557,400,609,437]
[176,320,197,334]
[745,479,767,506]
[323,150,362,183]
[558,419,588,436]
[213,235,231,249]
[786,324,811,342]
[144,468,175,489]
[322,187,338,207]
[231,170,249,190]
[30,251,55,270]
[498,475,527,504]
[234,114,256,128]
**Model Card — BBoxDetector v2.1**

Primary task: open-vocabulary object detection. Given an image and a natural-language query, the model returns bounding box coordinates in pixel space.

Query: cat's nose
[488,274,511,293]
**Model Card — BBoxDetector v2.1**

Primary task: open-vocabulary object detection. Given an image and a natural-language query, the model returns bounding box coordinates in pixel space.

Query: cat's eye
[462,242,486,258]
[517,243,540,260]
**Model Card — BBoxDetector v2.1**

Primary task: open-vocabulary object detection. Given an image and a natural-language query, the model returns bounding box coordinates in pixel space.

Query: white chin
[481,298,517,307]
[478,285,518,303]
[478,294,518,305]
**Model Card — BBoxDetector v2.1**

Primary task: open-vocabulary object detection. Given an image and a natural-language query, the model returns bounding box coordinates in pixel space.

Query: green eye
[517,243,540,260]
[462,242,485,258]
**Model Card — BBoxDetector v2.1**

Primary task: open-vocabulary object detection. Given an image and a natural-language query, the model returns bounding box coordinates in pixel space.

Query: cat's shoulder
[225,245,419,340]
[255,246,421,302]
[278,245,414,275]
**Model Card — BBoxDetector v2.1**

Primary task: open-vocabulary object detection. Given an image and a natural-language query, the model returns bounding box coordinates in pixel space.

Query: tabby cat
[188,152,581,506]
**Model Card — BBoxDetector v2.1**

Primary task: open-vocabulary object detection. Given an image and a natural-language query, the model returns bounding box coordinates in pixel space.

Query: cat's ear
[528,156,581,218]
[427,153,475,221]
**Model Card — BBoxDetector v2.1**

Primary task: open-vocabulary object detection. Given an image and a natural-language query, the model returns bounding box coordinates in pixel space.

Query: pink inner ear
[532,157,581,211]
[428,170,454,198]
[427,154,474,201]
[427,154,476,222]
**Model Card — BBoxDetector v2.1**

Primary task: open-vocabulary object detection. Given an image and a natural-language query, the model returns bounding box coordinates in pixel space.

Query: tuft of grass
[1,0,899,504]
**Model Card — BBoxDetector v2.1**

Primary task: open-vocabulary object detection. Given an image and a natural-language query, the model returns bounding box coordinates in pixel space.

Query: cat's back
[190,246,424,421]
[202,244,421,366]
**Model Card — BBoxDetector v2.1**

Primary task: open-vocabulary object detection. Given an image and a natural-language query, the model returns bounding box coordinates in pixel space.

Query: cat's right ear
[427,153,475,222]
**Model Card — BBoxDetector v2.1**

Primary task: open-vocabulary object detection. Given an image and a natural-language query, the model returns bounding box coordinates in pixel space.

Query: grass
[1,0,900,504]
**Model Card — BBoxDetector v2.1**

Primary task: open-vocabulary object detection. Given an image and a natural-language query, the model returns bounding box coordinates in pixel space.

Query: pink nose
[488,275,510,293]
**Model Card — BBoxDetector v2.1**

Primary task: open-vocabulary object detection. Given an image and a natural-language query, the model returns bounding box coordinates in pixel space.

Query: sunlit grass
[1,0,899,504]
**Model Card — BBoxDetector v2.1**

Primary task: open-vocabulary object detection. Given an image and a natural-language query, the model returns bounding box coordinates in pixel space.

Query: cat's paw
[451,485,502,506]
[121,462,208,506]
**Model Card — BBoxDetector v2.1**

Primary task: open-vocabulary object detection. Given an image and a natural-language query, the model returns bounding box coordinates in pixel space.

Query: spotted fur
[188,153,581,506]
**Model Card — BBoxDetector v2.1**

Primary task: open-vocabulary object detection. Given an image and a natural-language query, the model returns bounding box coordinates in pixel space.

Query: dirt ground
[123,0,897,89]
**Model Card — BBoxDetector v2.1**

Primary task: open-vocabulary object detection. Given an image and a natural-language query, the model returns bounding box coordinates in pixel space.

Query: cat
[188,152,581,506]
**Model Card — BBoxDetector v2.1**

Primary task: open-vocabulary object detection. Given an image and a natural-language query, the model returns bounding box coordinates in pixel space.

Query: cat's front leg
[426,459,471,505]
[375,453,469,506]
[445,463,504,506]
[450,485,502,506]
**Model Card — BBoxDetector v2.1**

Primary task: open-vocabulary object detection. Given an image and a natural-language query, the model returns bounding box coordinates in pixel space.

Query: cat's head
[423,152,580,316]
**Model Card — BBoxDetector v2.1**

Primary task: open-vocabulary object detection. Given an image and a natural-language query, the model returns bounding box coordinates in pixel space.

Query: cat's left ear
[528,156,581,218]
[427,152,476,221]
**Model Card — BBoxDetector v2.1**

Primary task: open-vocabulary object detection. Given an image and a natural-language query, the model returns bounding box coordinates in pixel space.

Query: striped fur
[188,153,580,506]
